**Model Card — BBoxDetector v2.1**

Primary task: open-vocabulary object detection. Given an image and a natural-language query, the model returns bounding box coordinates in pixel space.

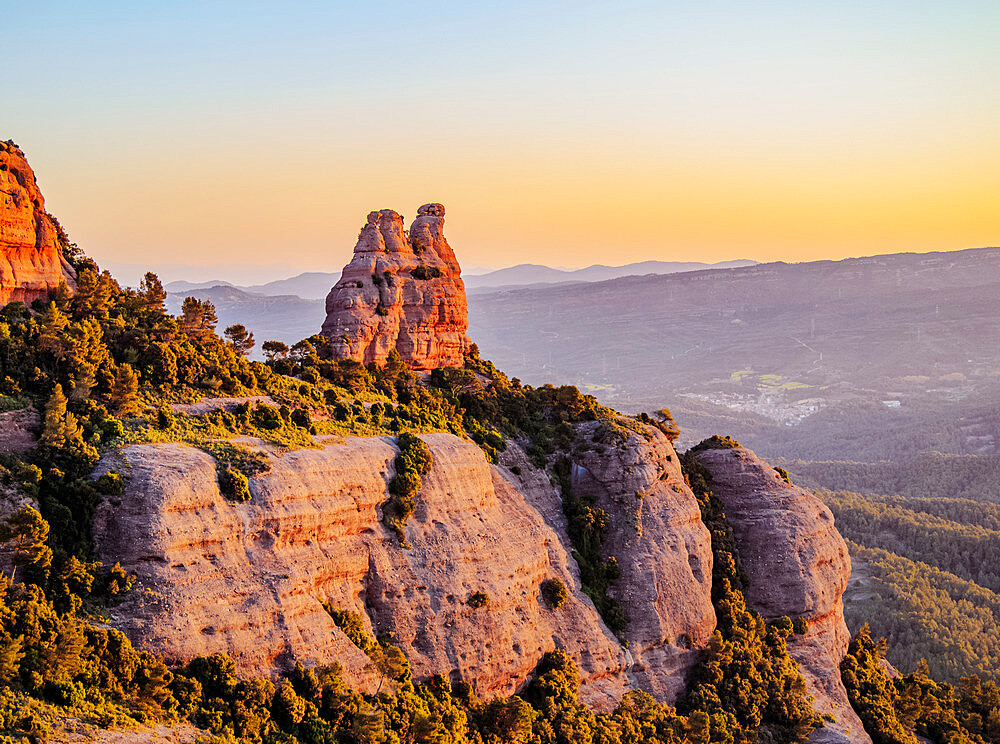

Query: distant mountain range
[467,246,1000,461]
[166,272,341,300]
[462,259,757,289]
[165,259,759,299]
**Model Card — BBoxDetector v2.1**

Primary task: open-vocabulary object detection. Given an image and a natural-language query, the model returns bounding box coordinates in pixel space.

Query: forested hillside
[778,453,1000,687]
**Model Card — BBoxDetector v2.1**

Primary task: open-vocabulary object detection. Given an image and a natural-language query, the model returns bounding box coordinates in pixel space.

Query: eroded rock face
[694,444,870,744]
[321,204,471,370]
[0,141,76,304]
[94,434,629,702]
[563,422,716,701]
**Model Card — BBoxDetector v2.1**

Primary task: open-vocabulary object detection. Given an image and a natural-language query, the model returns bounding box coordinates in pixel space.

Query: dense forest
[777,451,1000,687]
[783,453,1000,502]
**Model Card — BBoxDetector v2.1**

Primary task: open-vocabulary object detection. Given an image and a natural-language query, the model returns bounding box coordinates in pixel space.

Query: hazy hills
[167,246,1000,461]
[164,259,758,299]
[468,246,1000,460]
[463,259,757,289]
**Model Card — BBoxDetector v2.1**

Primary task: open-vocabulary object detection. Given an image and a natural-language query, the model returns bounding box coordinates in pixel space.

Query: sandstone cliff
[93,424,720,708]
[321,205,471,370]
[0,141,76,304]
[694,444,869,744]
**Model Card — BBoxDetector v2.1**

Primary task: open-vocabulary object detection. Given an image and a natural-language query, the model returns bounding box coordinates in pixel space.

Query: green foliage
[217,468,251,502]
[467,591,490,610]
[322,605,377,656]
[196,441,271,478]
[382,432,433,546]
[554,457,628,638]
[690,435,742,452]
[411,265,443,280]
[541,578,568,609]
[679,451,821,744]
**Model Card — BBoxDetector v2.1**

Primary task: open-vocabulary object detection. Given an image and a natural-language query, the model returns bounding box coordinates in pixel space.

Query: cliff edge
[694,443,869,744]
[0,141,76,304]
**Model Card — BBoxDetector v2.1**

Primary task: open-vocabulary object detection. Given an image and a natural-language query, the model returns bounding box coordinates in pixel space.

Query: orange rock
[694,444,871,744]
[321,205,471,370]
[93,435,628,701]
[0,141,75,304]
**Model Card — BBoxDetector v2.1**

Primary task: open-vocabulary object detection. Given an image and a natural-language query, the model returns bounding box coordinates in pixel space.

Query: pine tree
[0,506,53,584]
[109,364,141,416]
[224,324,255,357]
[138,271,167,316]
[40,384,82,448]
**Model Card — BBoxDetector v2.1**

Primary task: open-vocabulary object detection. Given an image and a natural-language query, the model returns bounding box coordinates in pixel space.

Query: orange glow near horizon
[7,3,999,283]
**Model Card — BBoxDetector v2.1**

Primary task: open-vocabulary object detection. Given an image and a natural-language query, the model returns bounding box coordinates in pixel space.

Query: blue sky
[5,1,999,283]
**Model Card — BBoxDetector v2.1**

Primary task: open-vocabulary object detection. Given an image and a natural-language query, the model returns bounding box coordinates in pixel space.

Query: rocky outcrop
[321,205,471,370]
[94,434,629,703]
[561,422,715,701]
[694,444,869,744]
[0,141,75,304]
[94,426,720,708]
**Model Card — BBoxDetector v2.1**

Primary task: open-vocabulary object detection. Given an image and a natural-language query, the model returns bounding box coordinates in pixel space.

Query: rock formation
[0,141,76,304]
[321,204,471,370]
[93,424,719,708]
[694,444,869,744]
[556,422,716,701]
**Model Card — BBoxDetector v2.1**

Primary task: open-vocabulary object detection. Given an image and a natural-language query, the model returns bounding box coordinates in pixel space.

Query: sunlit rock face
[0,141,76,304]
[321,204,471,370]
[695,444,870,744]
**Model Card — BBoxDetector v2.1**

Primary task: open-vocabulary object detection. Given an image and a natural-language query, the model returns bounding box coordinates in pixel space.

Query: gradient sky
[5,1,999,284]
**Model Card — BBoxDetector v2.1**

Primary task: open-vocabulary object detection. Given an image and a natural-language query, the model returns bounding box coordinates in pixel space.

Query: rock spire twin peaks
[321,203,472,370]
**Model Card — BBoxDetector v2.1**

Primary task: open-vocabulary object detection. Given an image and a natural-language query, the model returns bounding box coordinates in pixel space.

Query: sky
[5,1,999,285]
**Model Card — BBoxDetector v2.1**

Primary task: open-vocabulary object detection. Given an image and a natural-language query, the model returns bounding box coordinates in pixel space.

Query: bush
[322,605,377,655]
[218,467,251,502]
[95,471,124,496]
[690,434,742,452]
[467,591,490,610]
[411,265,443,280]
[156,406,175,430]
[541,578,568,609]
[382,432,433,545]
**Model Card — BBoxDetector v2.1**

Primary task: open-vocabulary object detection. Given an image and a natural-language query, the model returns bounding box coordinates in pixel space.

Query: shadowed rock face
[0,141,76,304]
[561,422,716,701]
[321,204,471,370]
[694,444,870,744]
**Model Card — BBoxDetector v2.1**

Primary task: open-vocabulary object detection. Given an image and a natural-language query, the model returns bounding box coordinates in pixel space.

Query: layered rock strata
[94,427,719,707]
[93,435,622,702]
[0,141,76,304]
[321,204,471,370]
[694,444,870,744]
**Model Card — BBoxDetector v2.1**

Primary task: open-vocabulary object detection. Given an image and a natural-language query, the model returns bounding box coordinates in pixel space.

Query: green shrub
[690,434,742,452]
[321,604,377,655]
[411,265,443,280]
[218,467,251,502]
[382,432,433,545]
[95,471,125,496]
[541,578,568,609]
[467,591,490,610]
[197,441,270,477]
[155,406,175,430]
